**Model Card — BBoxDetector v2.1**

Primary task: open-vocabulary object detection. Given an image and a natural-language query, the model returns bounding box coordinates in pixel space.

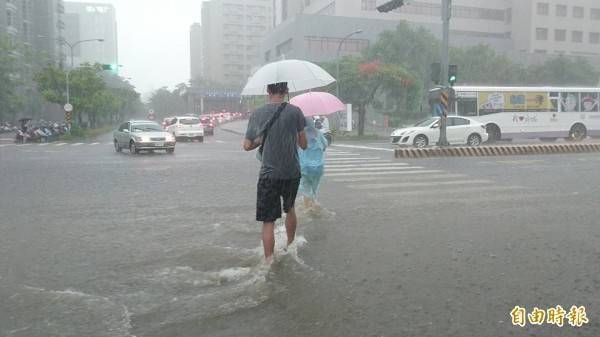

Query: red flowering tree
[324,57,417,136]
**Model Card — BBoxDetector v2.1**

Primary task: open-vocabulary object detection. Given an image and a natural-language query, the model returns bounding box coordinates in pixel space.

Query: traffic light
[376,0,405,13]
[431,62,441,85]
[448,64,458,85]
[101,64,119,72]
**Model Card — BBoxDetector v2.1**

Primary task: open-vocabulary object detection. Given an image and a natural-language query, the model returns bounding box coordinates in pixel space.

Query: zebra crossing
[324,146,547,205]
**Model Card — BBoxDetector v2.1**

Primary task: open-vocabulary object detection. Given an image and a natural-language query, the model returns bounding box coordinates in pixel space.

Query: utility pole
[438,0,452,146]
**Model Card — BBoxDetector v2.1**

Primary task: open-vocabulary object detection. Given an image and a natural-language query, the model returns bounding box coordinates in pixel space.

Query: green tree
[525,56,600,86]
[449,45,525,85]
[148,86,187,118]
[35,63,141,127]
[323,57,417,136]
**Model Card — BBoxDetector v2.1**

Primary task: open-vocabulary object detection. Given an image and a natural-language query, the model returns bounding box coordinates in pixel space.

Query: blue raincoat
[298,118,328,199]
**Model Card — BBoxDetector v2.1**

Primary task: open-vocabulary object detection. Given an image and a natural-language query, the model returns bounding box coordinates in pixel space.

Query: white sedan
[391,116,489,148]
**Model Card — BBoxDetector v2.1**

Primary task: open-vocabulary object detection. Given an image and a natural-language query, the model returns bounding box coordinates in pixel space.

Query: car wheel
[114,139,122,152]
[566,124,587,142]
[129,141,139,154]
[413,135,428,148]
[467,134,482,147]
[166,148,175,154]
[486,124,501,143]
[197,136,204,143]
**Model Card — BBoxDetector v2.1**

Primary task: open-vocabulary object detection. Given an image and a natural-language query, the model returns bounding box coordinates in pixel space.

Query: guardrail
[394,143,600,158]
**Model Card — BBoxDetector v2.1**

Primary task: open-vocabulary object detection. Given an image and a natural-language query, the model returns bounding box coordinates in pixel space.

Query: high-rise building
[1,0,66,63]
[64,2,118,67]
[190,23,203,81]
[265,0,600,64]
[199,0,272,85]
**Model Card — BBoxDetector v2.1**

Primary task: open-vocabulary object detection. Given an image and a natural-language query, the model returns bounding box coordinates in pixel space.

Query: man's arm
[298,130,307,150]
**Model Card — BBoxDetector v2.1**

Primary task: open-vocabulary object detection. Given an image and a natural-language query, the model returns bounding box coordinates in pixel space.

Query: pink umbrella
[289,92,346,117]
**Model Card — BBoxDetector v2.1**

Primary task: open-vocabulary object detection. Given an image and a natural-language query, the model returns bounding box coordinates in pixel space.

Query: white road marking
[327,157,381,161]
[326,163,409,168]
[325,169,436,177]
[324,160,391,165]
[89,142,100,146]
[333,144,394,152]
[37,143,50,146]
[71,143,84,146]
[368,185,525,198]
[348,179,492,190]
[326,166,422,172]
[55,143,67,146]
[216,140,225,143]
[15,144,31,147]
[333,173,467,183]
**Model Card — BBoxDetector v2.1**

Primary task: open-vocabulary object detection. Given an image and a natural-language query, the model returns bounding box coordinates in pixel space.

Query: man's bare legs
[285,207,297,247]
[262,221,275,262]
[303,196,314,209]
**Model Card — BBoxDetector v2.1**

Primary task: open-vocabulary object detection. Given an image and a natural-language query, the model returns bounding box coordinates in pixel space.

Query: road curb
[394,143,600,158]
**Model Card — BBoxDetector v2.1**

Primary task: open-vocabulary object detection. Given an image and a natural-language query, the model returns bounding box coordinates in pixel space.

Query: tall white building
[190,23,203,81]
[199,0,272,85]
[64,2,118,67]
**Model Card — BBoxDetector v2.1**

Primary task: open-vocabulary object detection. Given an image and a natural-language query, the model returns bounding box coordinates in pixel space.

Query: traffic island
[394,143,600,158]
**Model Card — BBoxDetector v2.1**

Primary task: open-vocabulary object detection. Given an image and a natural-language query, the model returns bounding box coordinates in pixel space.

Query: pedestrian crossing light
[376,0,406,13]
[448,64,458,85]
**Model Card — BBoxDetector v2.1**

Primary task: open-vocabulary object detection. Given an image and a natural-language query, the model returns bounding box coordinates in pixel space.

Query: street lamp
[336,29,363,98]
[37,36,104,118]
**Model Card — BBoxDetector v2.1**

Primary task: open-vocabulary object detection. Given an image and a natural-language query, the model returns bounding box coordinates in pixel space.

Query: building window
[591,8,600,20]
[361,0,376,11]
[555,29,566,41]
[537,3,549,15]
[536,28,548,40]
[6,10,13,26]
[556,4,567,17]
[573,6,584,18]
[572,30,583,43]
[590,32,600,44]
[304,36,370,53]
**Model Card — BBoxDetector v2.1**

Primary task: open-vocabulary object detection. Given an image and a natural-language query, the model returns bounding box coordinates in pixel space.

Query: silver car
[113,120,176,154]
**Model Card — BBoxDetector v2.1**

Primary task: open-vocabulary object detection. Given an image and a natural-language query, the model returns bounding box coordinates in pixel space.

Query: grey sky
[71,0,201,95]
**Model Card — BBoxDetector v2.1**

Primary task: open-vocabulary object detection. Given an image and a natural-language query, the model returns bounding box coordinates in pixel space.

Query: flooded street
[1,126,600,336]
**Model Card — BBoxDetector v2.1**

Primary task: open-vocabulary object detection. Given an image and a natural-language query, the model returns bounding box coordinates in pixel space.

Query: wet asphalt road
[1,121,600,337]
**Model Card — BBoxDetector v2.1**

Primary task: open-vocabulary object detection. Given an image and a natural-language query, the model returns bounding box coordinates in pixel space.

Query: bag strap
[259,102,287,154]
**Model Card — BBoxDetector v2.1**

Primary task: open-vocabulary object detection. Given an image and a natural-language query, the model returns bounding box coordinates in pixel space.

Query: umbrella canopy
[242,59,335,96]
[289,92,346,117]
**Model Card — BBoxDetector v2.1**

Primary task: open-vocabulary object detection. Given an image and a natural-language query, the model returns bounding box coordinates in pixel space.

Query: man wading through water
[243,82,308,262]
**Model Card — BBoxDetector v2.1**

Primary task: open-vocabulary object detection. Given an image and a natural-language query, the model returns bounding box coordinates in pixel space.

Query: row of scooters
[14,122,71,143]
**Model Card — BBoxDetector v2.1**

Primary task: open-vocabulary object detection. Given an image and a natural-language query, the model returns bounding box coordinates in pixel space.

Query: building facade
[198,0,272,85]
[64,2,118,67]
[1,0,66,63]
[190,23,203,81]
[265,0,600,65]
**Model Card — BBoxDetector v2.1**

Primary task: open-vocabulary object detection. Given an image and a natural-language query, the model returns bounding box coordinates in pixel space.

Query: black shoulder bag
[257,103,287,159]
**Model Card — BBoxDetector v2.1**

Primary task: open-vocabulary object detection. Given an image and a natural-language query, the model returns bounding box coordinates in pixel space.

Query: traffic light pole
[438,0,451,147]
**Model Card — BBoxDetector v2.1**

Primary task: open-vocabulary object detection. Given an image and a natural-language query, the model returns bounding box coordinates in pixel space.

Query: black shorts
[256,177,300,222]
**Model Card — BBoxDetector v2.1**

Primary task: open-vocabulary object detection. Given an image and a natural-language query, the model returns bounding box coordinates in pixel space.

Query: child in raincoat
[298,117,328,210]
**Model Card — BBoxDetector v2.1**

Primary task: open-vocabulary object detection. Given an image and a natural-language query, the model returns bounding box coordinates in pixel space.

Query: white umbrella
[242,59,336,96]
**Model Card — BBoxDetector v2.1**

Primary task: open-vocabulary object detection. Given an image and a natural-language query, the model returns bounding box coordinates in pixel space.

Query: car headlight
[134,136,150,142]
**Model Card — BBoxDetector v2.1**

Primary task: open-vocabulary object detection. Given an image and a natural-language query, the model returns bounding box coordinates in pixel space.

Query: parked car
[114,120,176,154]
[390,116,488,148]
[165,116,205,142]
